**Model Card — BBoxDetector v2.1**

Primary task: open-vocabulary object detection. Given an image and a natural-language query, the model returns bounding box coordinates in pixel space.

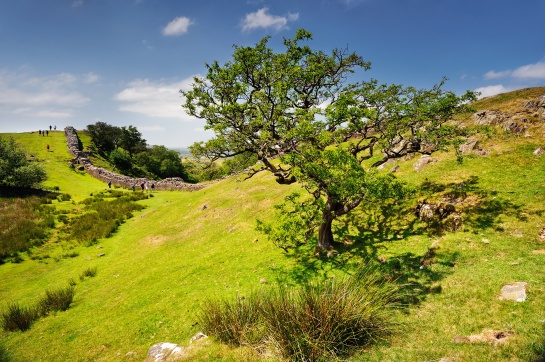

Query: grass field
[1,88,545,361]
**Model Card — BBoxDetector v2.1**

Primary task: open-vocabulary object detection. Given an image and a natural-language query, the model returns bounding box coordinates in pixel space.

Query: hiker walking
[108,181,112,189]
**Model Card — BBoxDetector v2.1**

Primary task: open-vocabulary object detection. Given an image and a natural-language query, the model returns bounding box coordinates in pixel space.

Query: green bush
[1,303,38,332]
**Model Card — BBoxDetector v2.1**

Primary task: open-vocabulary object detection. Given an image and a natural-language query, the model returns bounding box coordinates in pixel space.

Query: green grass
[1,87,545,361]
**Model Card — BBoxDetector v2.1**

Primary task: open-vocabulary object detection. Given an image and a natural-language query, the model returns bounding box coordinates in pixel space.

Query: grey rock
[533,148,544,156]
[413,155,437,171]
[145,342,184,362]
[499,282,528,302]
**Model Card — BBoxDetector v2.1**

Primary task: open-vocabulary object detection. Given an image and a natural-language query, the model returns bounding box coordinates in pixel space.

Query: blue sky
[1,0,544,148]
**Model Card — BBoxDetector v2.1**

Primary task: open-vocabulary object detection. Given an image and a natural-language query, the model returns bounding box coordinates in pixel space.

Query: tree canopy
[0,136,47,188]
[182,29,476,253]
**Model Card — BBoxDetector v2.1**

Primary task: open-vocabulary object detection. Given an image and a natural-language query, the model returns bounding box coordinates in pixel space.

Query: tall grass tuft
[1,303,38,332]
[198,293,265,346]
[260,266,400,361]
[79,266,97,281]
[38,284,75,316]
[198,265,400,361]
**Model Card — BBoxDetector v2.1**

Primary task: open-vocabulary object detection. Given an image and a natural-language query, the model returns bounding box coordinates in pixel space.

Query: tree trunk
[317,213,335,252]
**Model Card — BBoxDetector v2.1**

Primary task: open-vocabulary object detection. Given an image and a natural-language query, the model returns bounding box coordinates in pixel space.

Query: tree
[135,145,187,179]
[119,126,147,159]
[86,122,122,154]
[0,137,47,188]
[182,29,476,253]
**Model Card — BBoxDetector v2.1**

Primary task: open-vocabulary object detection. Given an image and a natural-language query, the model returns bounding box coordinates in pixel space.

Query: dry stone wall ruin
[64,126,207,191]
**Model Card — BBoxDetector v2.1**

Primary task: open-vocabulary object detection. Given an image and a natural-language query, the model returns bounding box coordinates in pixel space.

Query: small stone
[190,332,208,344]
[481,238,490,244]
[145,342,184,362]
[97,253,105,257]
[534,148,545,156]
[260,278,267,284]
[499,282,528,302]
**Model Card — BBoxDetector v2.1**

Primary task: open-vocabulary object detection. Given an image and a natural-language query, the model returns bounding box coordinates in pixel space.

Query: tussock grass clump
[199,293,265,346]
[262,266,400,361]
[199,266,400,361]
[79,266,97,281]
[1,303,39,332]
[38,284,75,316]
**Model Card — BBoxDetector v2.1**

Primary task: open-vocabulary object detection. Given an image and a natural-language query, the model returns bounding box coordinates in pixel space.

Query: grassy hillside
[1,87,545,361]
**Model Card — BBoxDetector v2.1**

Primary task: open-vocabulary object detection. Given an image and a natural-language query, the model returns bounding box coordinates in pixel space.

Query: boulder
[534,148,544,156]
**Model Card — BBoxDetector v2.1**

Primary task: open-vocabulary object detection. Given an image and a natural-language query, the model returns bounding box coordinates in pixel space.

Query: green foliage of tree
[135,145,187,179]
[109,149,132,172]
[183,29,477,253]
[86,122,121,154]
[0,137,47,188]
[119,125,147,159]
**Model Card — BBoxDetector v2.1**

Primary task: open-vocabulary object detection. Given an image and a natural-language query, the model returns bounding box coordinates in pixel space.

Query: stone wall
[64,127,207,191]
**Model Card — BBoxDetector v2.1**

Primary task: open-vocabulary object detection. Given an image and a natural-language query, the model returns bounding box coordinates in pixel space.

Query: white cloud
[483,61,545,81]
[241,8,299,32]
[162,17,194,36]
[474,84,509,99]
[484,70,511,80]
[512,61,545,79]
[0,70,90,119]
[339,0,365,7]
[72,1,83,8]
[114,77,197,120]
[84,72,100,84]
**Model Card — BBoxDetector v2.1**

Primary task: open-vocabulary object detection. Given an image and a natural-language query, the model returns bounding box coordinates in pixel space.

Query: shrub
[38,284,75,316]
[1,303,38,332]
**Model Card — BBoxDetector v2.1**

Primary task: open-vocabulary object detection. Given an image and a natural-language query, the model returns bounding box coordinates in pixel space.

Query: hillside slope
[1,87,545,361]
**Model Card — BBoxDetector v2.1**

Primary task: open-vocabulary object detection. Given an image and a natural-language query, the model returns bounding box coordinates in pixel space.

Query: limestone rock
[413,155,437,171]
[534,148,544,156]
[473,110,505,126]
[189,332,208,344]
[459,138,478,155]
[499,282,528,302]
[145,342,184,362]
[502,120,527,134]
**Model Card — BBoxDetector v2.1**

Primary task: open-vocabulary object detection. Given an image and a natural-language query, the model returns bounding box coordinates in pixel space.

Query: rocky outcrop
[64,127,207,191]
